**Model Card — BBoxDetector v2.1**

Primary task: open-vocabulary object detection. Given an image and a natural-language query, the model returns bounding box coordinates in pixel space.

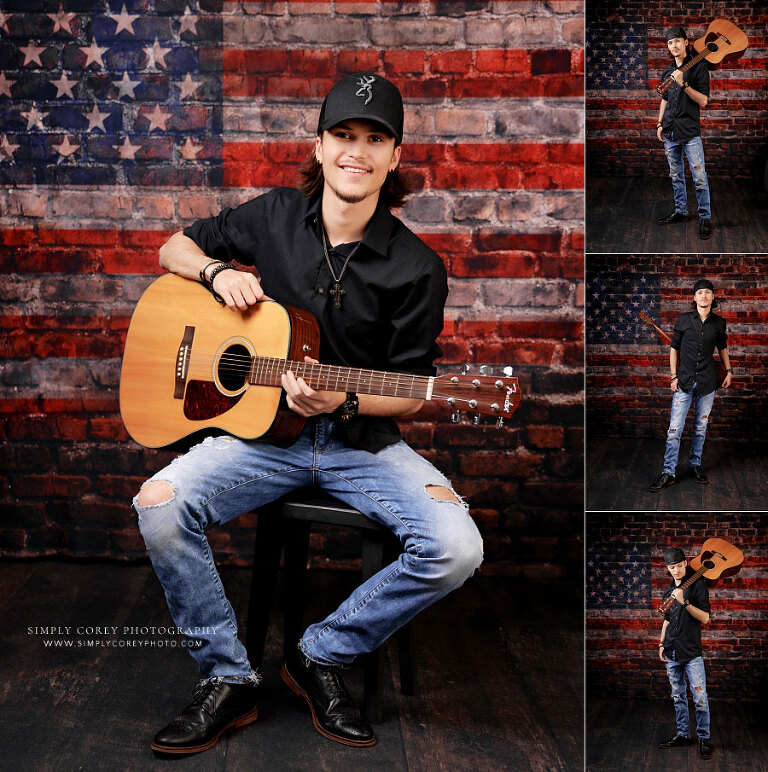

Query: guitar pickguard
[183,380,245,421]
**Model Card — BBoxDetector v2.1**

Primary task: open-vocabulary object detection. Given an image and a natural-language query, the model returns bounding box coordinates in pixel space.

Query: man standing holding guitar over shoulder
[657,546,713,759]
[132,73,483,755]
[649,279,732,491]
[656,26,713,240]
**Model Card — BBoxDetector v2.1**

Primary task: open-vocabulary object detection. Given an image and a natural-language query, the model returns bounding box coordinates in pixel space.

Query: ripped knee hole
[137,480,175,507]
[425,485,460,504]
[695,686,703,692]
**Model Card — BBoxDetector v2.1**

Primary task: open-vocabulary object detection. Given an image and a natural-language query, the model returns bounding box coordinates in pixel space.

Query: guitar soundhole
[702,559,716,570]
[217,343,252,394]
[706,42,718,52]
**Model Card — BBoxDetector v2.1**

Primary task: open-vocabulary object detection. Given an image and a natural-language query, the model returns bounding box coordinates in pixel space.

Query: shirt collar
[302,194,395,258]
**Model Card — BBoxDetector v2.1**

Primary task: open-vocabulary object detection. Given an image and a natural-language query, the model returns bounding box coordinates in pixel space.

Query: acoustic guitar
[119,274,522,448]
[658,537,744,614]
[656,18,749,95]
[638,310,727,387]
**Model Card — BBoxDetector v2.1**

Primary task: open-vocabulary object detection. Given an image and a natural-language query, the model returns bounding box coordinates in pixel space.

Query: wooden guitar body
[689,537,745,585]
[691,19,749,68]
[120,274,317,448]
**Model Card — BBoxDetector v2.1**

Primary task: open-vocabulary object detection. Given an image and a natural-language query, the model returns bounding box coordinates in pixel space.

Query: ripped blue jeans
[662,382,715,475]
[665,654,710,739]
[663,135,711,220]
[134,416,483,679]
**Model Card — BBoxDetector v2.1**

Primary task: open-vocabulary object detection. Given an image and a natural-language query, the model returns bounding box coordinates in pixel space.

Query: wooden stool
[245,493,415,719]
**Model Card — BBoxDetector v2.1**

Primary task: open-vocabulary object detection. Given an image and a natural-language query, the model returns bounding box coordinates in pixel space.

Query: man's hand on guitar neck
[282,357,347,418]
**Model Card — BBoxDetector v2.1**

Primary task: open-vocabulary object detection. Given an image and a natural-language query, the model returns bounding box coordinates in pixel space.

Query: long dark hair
[297,153,416,209]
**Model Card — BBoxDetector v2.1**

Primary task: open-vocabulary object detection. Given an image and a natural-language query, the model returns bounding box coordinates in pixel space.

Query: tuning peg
[461,363,470,375]
[473,414,481,426]
[503,366,514,377]
[451,411,461,423]
[479,365,492,376]
[496,417,504,429]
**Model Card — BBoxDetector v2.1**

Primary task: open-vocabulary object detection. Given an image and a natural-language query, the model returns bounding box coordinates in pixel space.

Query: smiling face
[666,559,687,582]
[667,36,688,60]
[315,119,401,206]
[694,287,714,311]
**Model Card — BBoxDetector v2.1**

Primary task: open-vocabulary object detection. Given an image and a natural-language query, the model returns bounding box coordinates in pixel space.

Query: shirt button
[316,287,324,294]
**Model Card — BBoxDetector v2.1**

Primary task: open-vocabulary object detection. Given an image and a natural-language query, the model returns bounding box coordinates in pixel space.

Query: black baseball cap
[664,546,686,565]
[693,279,714,293]
[665,26,687,41]
[317,73,404,145]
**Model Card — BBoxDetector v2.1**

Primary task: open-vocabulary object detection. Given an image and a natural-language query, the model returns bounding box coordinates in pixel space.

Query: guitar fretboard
[247,356,433,400]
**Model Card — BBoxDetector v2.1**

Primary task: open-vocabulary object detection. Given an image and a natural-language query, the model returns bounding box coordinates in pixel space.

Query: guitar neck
[248,357,432,400]
[639,313,672,344]
[679,48,709,74]
[678,566,706,592]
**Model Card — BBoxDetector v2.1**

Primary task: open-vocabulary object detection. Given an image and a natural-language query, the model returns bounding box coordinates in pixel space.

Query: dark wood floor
[586,438,768,511]
[587,698,768,771]
[586,176,768,253]
[0,561,582,771]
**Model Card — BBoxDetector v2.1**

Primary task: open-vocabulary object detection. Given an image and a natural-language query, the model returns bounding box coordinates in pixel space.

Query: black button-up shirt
[661,55,710,142]
[662,567,710,663]
[183,187,448,452]
[670,310,727,397]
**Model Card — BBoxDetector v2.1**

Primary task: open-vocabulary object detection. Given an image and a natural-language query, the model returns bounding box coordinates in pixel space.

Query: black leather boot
[151,679,259,755]
[281,653,376,746]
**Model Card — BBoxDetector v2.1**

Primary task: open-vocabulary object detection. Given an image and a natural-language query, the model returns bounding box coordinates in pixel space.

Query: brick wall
[0,1,584,576]
[587,512,768,701]
[586,0,768,181]
[586,255,768,440]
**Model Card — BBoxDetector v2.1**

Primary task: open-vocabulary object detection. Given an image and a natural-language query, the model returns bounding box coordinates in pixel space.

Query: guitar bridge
[174,326,194,399]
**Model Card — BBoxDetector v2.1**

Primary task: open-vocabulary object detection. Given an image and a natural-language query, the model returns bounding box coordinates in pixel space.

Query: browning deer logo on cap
[355,75,375,105]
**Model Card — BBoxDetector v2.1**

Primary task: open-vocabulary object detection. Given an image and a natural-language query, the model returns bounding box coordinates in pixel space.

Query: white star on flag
[144,38,171,70]
[84,105,111,133]
[0,134,20,161]
[178,72,201,99]
[80,38,108,69]
[0,73,14,98]
[113,71,141,99]
[0,11,13,34]
[144,105,172,132]
[20,42,47,67]
[51,73,79,99]
[114,136,142,160]
[180,138,202,160]
[179,7,199,35]
[47,8,77,35]
[21,105,49,130]
[52,136,80,161]
[109,4,140,35]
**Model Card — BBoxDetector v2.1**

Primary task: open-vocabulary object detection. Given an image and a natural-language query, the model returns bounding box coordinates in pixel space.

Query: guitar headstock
[432,365,521,427]
[638,310,653,324]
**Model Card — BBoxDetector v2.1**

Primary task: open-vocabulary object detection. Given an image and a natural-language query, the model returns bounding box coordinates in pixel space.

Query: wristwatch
[334,393,359,423]
[681,81,689,90]
[683,599,690,607]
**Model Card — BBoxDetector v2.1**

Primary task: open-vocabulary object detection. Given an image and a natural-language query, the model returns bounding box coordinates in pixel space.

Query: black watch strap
[335,393,359,423]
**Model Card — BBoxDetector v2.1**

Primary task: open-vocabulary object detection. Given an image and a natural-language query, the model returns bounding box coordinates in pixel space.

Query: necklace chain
[319,218,362,309]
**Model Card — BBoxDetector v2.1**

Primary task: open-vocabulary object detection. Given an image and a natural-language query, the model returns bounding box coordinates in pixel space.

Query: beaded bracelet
[204,262,237,304]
